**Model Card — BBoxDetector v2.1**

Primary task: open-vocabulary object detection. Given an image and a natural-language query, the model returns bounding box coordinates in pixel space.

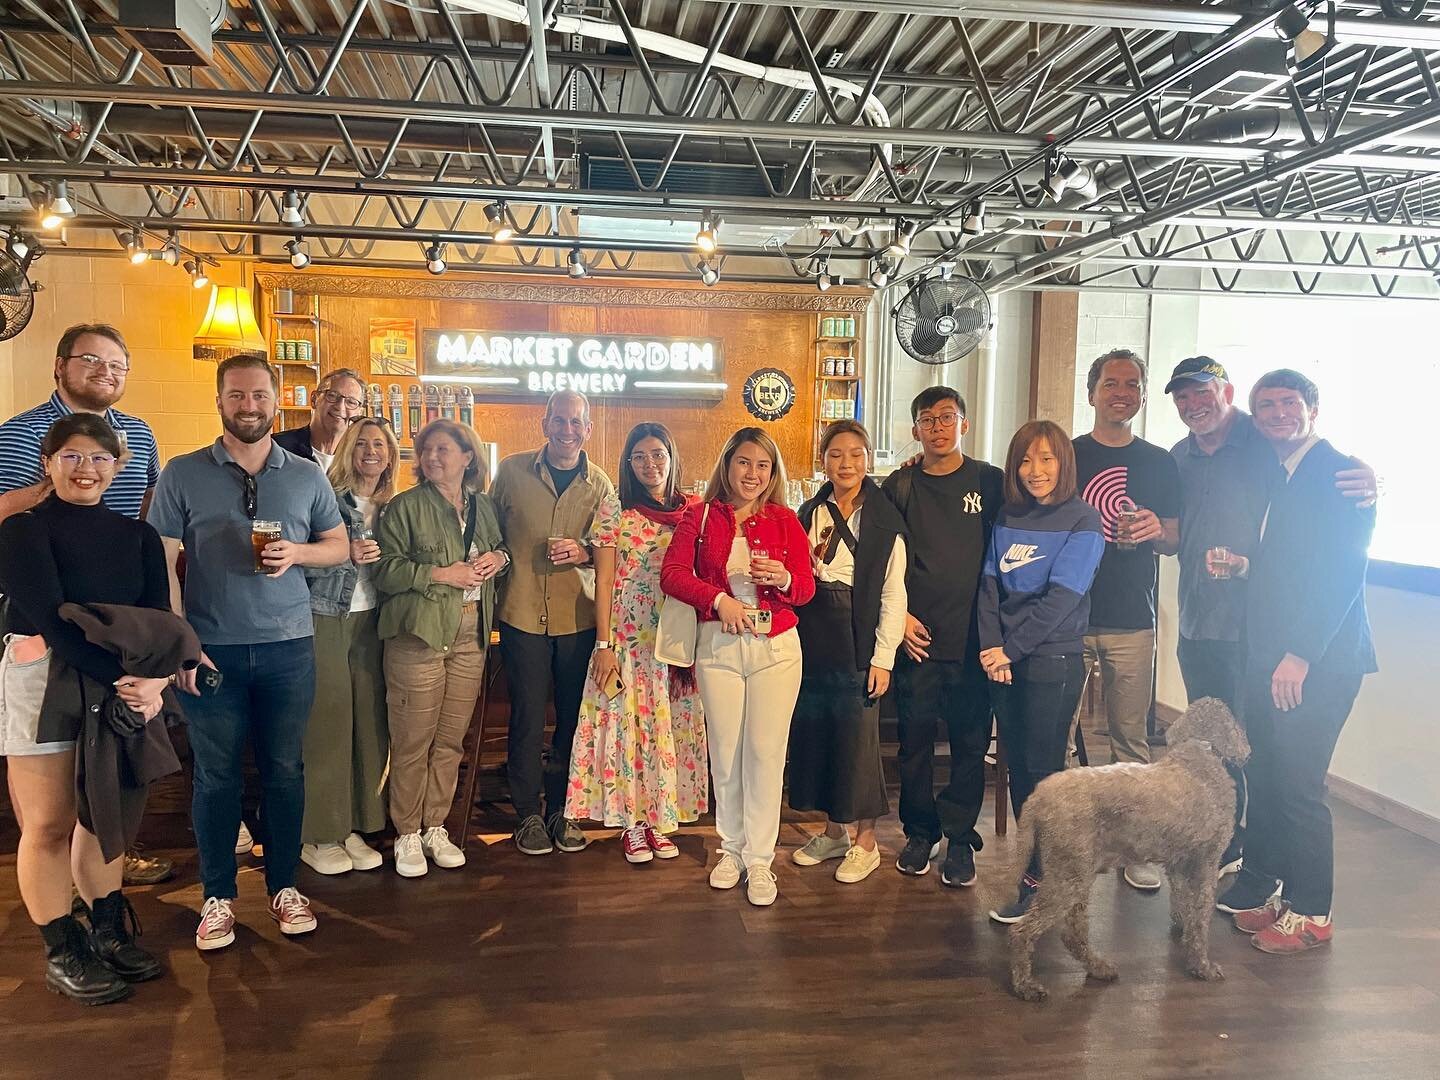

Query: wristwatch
[594,640,613,650]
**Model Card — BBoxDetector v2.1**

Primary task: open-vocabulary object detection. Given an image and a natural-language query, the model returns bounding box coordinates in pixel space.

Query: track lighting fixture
[1041,156,1078,202]
[567,247,588,279]
[887,219,918,258]
[695,212,719,255]
[699,260,720,287]
[425,241,447,275]
[280,189,305,227]
[38,180,75,230]
[160,233,181,266]
[285,237,311,269]
[124,231,149,265]
[1275,1,1335,71]
[484,201,514,243]
[961,198,987,237]
[869,258,890,289]
[817,257,833,292]
[7,232,29,261]
[184,259,209,289]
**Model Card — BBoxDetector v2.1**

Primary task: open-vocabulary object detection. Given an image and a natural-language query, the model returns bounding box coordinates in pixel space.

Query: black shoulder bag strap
[462,492,478,555]
[821,501,860,564]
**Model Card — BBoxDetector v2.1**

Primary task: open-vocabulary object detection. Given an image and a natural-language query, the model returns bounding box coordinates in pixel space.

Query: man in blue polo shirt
[149,353,347,952]
[0,323,170,887]
[0,323,159,523]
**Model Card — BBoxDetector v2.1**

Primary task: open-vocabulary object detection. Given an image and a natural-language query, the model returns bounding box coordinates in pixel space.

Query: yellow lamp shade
[193,285,267,361]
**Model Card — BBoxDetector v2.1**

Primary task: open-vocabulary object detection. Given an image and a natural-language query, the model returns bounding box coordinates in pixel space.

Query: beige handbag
[654,502,710,668]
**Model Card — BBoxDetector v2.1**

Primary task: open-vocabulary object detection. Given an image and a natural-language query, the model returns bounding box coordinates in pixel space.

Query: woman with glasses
[565,424,708,865]
[299,417,401,876]
[373,420,509,877]
[660,428,815,906]
[0,414,171,1004]
[788,420,907,884]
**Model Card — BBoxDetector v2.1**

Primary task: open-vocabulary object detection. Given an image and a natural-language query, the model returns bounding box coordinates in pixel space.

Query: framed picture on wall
[369,317,419,375]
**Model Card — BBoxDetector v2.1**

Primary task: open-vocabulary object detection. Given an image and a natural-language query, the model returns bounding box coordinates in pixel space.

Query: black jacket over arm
[1244,438,1377,679]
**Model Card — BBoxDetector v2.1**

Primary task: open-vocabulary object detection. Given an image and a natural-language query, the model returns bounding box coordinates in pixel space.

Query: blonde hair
[327,417,401,505]
[704,426,789,508]
[413,418,490,494]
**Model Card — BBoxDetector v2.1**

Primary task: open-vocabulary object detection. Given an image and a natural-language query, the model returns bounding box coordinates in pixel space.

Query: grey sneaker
[1123,863,1163,891]
[791,831,851,866]
[547,814,589,853]
[514,814,553,856]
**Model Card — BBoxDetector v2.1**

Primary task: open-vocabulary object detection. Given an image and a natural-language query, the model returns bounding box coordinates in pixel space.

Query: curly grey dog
[1005,697,1251,1001]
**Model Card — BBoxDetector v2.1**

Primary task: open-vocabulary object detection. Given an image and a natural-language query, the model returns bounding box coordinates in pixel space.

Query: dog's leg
[1009,887,1066,1003]
[1176,856,1224,982]
[1061,899,1118,982]
[1166,863,1186,939]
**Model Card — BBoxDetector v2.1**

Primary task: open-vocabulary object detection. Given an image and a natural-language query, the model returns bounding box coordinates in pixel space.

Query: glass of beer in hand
[1206,545,1234,580]
[252,520,283,574]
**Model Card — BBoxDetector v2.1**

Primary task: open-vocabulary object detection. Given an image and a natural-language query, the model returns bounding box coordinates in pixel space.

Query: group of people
[0,325,1376,1007]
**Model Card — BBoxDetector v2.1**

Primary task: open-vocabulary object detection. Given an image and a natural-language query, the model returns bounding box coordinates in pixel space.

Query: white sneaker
[835,844,882,884]
[394,832,428,878]
[791,831,851,866]
[343,833,383,871]
[746,864,778,906]
[709,852,743,889]
[421,826,466,870]
[300,842,352,875]
[235,822,254,855]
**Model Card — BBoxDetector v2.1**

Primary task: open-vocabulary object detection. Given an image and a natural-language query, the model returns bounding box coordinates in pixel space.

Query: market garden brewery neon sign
[421,330,726,400]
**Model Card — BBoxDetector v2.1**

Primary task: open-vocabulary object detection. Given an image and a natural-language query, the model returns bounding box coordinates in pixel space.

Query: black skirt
[786,580,889,822]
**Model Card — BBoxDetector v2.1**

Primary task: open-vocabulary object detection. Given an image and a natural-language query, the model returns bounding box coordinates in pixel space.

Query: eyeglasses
[917,412,963,431]
[629,450,670,466]
[63,353,130,375]
[54,451,117,469]
[320,389,365,411]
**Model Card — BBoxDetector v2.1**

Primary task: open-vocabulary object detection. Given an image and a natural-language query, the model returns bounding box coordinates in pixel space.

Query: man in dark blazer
[1217,368,1376,955]
[273,367,367,469]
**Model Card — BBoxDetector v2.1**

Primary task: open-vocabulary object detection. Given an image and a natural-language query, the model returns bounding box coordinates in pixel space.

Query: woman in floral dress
[567,423,708,863]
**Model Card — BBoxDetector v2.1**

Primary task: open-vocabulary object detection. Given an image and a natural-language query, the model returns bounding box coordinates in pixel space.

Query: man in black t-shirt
[881,387,1004,888]
[1073,349,1181,892]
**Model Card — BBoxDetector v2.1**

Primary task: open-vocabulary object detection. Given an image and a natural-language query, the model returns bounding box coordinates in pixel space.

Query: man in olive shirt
[491,390,614,856]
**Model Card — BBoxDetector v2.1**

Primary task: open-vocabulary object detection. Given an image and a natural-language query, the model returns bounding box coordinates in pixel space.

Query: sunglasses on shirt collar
[224,462,259,519]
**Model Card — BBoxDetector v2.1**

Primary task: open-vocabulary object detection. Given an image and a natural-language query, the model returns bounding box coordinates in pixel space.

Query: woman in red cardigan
[661,427,815,906]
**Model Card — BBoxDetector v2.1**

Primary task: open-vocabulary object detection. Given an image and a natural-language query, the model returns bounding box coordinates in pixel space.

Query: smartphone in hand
[602,669,625,700]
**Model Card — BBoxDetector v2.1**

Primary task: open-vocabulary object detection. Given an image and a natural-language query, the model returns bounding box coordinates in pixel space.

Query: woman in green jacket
[373,420,509,878]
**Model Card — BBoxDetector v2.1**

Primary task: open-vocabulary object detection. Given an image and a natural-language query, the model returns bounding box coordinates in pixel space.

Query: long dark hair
[618,422,683,511]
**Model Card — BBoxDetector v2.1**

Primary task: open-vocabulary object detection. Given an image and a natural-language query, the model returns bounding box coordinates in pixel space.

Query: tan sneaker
[835,844,882,884]
[195,897,236,952]
[709,852,743,889]
[269,888,317,936]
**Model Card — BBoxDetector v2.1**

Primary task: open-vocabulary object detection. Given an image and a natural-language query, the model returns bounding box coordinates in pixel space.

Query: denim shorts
[1,635,73,757]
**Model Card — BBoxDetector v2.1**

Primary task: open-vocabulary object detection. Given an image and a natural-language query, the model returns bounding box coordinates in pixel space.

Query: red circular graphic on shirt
[1082,466,1136,543]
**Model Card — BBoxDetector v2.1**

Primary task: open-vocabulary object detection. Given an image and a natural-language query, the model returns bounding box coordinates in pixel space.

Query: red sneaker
[268,887,317,936]
[1233,897,1289,935]
[622,823,653,864]
[1252,910,1333,954]
[644,824,680,860]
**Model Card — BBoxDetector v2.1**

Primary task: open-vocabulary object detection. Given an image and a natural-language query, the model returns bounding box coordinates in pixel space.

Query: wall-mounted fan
[0,246,36,342]
[892,274,991,365]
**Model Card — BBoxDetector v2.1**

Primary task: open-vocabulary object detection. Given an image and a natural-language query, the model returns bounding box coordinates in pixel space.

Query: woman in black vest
[788,420,908,884]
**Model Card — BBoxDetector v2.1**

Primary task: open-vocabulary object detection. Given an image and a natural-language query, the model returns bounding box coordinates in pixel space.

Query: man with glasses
[273,368,368,471]
[148,353,348,951]
[881,386,1004,887]
[490,390,613,856]
[0,323,171,886]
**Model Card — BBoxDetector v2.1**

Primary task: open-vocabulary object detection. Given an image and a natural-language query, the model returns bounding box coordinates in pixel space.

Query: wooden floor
[1,785,1438,1080]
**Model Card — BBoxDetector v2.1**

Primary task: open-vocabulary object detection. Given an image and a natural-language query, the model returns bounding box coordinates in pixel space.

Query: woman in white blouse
[787,420,908,883]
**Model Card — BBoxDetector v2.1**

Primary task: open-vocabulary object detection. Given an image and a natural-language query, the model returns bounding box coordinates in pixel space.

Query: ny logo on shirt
[963,492,983,514]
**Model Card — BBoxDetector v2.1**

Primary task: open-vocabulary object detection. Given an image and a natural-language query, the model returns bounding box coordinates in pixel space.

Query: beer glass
[252,520,283,574]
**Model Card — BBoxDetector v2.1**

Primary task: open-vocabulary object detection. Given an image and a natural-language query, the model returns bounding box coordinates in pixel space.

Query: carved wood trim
[254,269,871,312]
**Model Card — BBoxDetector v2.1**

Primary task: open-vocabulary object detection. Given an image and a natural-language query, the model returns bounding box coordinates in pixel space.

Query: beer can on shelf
[844,357,856,377]
[821,317,834,338]
[297,339,313,362]
[294,384,308,407]
[283,384,294,407]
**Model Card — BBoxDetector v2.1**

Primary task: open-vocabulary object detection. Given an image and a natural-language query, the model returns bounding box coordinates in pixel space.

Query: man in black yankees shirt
[882,387,1004,887]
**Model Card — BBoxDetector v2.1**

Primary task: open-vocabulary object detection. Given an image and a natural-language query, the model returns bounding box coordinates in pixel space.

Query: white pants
[695,623,803,869]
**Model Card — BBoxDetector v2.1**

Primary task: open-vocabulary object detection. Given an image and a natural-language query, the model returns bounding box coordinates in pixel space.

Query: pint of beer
[252,520,283,574]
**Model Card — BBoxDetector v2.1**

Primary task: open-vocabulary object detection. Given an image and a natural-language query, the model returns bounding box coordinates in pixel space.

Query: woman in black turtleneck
[0,413,169,1005]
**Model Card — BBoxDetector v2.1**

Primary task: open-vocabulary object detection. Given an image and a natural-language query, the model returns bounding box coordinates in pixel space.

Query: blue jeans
[186,639,316,899]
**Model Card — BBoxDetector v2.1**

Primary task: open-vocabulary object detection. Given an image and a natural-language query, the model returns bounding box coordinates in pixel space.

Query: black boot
[39,915,132,1005]
[79,891,163,982]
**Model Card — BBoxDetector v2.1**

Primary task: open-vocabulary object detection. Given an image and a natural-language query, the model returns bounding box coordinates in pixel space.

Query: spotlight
[425,241,447,275]
[280,189,305,226]
[484,201,514,243]
[7,232,29,261]
[699,260,720,287]
[869,258,890,289]
[37,180,75,230]
[285,237,311,269]
[51,181,75,218]
[124,231,149,264]
[1276,1,1335,71]
[817,257,833,292]
[961,198,986,237]
[1041,156,1080,202]
[887,219,918,258]
[695,212,719,255]
[160,233,180,266]
[184,259,209,289]
[567,247,588,278]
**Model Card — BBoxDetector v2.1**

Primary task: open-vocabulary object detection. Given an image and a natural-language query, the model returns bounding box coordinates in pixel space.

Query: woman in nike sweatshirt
[977,420,1104,923]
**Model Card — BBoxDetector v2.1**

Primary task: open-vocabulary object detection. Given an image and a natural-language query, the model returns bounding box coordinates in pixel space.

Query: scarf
[633,491,696,529]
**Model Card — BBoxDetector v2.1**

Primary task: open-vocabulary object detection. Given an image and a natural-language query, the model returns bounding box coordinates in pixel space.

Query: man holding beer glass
[148,354,348,951]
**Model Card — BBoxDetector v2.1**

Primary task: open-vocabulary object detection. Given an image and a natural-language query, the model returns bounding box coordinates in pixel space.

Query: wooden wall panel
[262,268,862,488]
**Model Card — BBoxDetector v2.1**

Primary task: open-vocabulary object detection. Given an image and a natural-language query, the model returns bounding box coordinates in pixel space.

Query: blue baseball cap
[1164,356,1229,395]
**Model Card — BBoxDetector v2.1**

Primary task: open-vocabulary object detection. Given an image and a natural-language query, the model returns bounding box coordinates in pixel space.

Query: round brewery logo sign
[742,367,796,422]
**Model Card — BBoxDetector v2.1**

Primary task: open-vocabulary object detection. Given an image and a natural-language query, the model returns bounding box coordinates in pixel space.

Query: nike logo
[999,543,1046,573]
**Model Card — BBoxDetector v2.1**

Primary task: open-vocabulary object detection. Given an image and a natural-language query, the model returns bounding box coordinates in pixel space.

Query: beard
[221,409,275,444]
[59,370,123,412]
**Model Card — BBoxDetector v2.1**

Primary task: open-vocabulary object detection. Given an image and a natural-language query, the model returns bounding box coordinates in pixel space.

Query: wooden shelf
[274,360,319,367]
[272,312,320,323]
[818,375,860,382]
[280,405,312,411]
[815,337,858,344]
